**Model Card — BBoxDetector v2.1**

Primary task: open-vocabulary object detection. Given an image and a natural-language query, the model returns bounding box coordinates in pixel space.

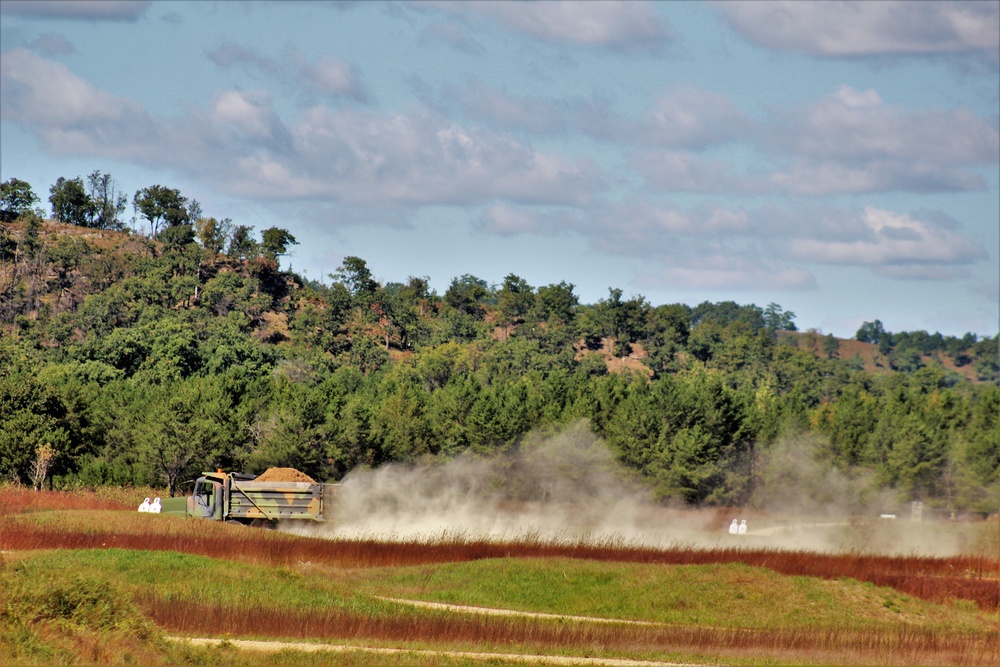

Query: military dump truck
[158,468,338,526]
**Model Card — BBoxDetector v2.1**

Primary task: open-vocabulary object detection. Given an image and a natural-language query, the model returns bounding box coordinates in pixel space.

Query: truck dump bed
[228,481,327,521]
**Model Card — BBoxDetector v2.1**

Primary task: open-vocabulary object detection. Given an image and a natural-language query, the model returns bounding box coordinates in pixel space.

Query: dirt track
[169,637,704,666]
[375,596,665,626]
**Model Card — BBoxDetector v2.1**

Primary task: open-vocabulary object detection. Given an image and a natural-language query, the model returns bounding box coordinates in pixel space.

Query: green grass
[346,557,996,631]
[3,548,396,617]
[3,504,998,666]
[3,549,721,666]
[19,548,989,634]
[5,548,997,660]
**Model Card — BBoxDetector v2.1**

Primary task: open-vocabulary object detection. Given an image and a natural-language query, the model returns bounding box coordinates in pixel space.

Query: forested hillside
[1,176,998,513]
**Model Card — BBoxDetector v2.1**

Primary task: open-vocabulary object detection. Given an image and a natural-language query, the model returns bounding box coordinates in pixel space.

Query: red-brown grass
[6,487,996,665]
[3,512,997,610]
[0,485,140,515]
[3,487,997,610]
[144,596,998,666]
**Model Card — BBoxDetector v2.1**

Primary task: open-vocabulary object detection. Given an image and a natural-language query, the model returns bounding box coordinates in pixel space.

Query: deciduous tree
[531,281,578,325]
[0,178,39,222]
[763,302,797,332]
[85,171,128,230]
[444,274,491,317]
[496,273,534,333]
[49,177,95,227]
[227,224,257,260]
[856,320,886,344]
[194,216,233,256]
[260,226,298,262]
[133,185,189,236]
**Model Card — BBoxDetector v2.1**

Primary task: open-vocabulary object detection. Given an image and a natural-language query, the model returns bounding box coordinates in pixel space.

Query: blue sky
[2,0,998,337]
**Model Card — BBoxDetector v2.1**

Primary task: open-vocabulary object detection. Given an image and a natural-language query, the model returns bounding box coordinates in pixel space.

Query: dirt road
[170,637,705,666]
[375,596,665,626]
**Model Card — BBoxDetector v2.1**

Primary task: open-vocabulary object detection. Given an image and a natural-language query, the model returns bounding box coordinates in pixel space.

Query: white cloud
[0,48,155,156]
[207,42,367,102]
[210,90,290,145]
[289,108,603,206]
[477,200,987,292]
[0,0,151,21]
[206,41,280,76]
[973,280,1000,304]
[786,207,989,267]
[715,1,999,61]
[480,203,542,236]
[28,33,76,56]
[440,77,569,134]
[636,151,987,197]
[424,76,633,143]
[419,22,487,55]
[293,54,367,102]
[1,50,603,208]
[599,203,752,242]
[772,85,999,164]
[424,0,671,52]
[440,78,996,197]
[429,78,749,150]
[635,84,996,196]
[636,257,816,291]
[631,151,762,194]
[477,203,583,236]
[766,160,985,195]
[430,78,993,197]
[831,86,883,108]
[874,265,970,281]
[523,201,819,292]
[489,203,564,234]
[642,84,750,149]
[562,202,761,262]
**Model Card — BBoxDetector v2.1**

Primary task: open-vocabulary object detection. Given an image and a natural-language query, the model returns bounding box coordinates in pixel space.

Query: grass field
[2,486,998,666]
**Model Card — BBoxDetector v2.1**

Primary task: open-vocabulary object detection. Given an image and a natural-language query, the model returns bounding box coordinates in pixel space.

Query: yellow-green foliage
[0,552,475,666]
[3,545,998,666]
[348,557,996,631]
[2,548,389,615]
[0,557,164,664]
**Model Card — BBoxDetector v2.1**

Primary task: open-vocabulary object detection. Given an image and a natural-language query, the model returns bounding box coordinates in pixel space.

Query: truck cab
[190,475,223,519]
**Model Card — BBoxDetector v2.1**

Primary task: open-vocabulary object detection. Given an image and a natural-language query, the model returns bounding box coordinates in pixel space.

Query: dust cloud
[299,420,718,547]
[285,422,990,557]
[752,432,893,518]
[745,433,988,557]
[330,421,667,541]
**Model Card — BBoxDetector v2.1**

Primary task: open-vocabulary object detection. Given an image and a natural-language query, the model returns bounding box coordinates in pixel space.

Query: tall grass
[142,596,999,666]
[2,486,997,611]
[0,485,137,515]
[3,514,997,610]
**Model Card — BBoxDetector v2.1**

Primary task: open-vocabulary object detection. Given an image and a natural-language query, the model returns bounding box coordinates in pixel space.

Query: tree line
[1,175,998,513]
[1,174,298,263]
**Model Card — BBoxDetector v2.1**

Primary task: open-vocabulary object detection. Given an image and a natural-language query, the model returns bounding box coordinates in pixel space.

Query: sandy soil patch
[375,596,664,626]
[168,637,702,666]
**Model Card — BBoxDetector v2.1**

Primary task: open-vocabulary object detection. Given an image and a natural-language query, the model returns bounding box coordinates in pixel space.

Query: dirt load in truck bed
[253,468,316,483]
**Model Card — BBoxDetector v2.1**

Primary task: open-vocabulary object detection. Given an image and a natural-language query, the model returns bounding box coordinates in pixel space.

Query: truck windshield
[193,479,214,517]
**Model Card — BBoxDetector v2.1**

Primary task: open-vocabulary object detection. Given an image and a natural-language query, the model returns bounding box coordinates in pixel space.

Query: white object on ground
[138,498,150,512]
[149,497,161,513]
[737,519,747,535]
[728,519,738,534]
